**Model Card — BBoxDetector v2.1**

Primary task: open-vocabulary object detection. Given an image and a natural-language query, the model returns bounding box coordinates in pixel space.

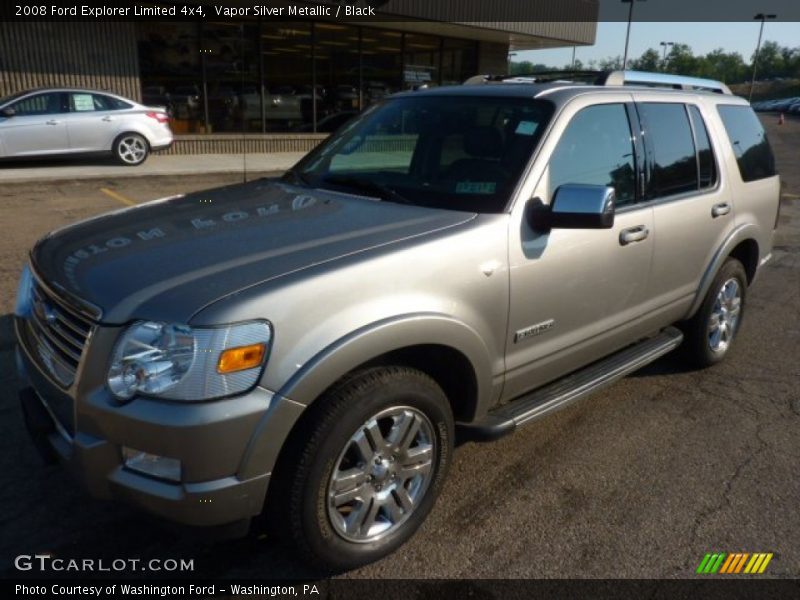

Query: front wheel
[266,367,453,571]
[681,258,747,367]
[113,133,149,166]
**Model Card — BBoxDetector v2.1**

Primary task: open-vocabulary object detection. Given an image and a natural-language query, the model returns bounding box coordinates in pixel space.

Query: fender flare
[687,223,760,318]
[237,313,496,480]
[277,312,496,413]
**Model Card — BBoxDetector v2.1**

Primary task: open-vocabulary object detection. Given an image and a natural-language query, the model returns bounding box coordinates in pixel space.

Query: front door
[1,92,69,156]
[504,96,655,400]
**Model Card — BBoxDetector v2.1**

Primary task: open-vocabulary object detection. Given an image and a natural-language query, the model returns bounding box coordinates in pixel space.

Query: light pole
[621,0,646,70]
[749,13,776,102]
[571,46,577,70]
[660,41,674,70]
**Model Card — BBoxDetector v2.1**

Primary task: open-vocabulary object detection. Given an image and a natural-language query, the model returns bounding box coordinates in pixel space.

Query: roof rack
[464,69,732,95]
[603,70,732,94]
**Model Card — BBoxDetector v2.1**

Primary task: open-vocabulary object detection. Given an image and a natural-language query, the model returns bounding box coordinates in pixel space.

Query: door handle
[619,225,649,246]
[45,119,60,125]
[712,202,731,218]
[101,116,113,122]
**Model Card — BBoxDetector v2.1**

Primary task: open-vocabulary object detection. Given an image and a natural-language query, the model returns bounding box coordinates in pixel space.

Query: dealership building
[0,1,597,154]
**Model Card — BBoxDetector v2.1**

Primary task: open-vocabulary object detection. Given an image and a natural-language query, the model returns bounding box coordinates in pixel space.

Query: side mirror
[1,107,15,118]
[528,184,616,231]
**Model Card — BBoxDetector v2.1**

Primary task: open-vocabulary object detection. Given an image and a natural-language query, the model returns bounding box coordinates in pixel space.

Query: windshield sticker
[456,181,496,194]
[72,94,95,112]
[515,121,538,136]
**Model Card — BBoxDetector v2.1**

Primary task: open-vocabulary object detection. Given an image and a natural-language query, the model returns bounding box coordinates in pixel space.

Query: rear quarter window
[717,105,776,182]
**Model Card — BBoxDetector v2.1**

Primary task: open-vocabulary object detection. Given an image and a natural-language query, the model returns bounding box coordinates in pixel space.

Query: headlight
[107,320,271,401]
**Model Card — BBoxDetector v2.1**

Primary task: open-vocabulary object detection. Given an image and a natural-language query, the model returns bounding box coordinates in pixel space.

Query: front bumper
[15,319,302,531]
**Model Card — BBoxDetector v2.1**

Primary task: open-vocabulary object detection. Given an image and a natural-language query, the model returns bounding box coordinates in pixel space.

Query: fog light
[122,446,181,482]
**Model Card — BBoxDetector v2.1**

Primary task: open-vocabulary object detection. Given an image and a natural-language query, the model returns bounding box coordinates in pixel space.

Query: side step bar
[457,327,684,442]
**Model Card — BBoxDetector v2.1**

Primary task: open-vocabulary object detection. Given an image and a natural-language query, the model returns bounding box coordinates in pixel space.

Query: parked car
[0,88,172,165]
[15,71,779,570]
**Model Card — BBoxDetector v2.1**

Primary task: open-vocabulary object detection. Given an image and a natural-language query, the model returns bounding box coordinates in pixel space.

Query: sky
[515,21,800,68]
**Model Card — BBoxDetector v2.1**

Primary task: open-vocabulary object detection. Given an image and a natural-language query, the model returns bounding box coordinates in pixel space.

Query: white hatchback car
[0,88,173,165]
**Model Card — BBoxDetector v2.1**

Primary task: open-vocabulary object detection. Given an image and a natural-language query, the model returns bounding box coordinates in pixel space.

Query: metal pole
[749,17,766,103]
[622,0,634,70]
[571,46,576,69]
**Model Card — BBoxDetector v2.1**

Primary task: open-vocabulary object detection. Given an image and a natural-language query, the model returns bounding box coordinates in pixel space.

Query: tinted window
[549,103,636,207]
[688,106,716,189]
[717,105,776,182]
[10,93,66,116]
[639,103,698,198]
[92,94,132,111]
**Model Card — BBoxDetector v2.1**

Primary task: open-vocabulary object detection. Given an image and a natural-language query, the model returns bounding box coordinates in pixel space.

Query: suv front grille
[25,280,94,388]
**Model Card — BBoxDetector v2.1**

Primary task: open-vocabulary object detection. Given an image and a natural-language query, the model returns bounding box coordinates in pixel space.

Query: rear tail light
[146,111,169,124]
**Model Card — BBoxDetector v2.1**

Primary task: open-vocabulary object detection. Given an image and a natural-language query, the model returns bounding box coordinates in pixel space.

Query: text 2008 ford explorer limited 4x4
[15,71,780,570]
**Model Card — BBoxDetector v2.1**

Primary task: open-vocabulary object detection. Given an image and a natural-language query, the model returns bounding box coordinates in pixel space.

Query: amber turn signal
[217,343,266,374]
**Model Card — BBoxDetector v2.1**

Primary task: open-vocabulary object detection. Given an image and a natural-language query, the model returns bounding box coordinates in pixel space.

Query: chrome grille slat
[27,279,94,389]
[29,308,82,364]
[32,285,92,334]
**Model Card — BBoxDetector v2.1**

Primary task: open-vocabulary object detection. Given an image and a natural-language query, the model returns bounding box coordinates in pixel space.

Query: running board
[457,327,684,442]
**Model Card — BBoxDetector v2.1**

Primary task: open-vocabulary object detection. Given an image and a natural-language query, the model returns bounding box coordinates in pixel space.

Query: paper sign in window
[72,94,95,112]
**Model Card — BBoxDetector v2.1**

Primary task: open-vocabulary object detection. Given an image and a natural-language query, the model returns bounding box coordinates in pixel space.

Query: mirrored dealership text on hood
[57,192,330,293]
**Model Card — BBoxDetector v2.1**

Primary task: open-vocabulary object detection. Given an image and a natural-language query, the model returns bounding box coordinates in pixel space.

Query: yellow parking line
[100,187,137,207]
[782,193,800,199]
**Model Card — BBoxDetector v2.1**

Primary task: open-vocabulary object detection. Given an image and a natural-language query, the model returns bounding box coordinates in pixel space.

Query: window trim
[685,103,719,191]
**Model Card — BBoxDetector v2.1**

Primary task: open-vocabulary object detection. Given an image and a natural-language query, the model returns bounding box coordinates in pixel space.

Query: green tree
[629,48,661,72]
[701,49,747,83]
[665,43,700,75]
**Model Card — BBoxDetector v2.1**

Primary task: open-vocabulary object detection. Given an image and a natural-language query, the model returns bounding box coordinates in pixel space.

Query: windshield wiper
[322,174,410,205]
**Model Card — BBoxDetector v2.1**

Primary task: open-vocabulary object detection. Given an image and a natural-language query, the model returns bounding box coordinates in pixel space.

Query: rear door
[0,92,69,156]
[633,96,735,312]
[63,92,124,152]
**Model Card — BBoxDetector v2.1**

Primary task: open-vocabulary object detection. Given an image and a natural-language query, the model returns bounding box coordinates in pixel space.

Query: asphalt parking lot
[1,117,798,580]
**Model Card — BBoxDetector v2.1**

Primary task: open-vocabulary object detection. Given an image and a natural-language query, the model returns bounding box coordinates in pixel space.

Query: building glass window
[261,22,314,132]
[403,33,440,89]
[442,38,478,86]
[138,22,203,133]
[361,26,402,108]
[137,22,486,135]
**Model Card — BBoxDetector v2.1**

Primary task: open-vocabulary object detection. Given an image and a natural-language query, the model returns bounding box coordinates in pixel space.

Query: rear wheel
[266,367,453,571]
[113,133,149,166]
[682,258,747,367]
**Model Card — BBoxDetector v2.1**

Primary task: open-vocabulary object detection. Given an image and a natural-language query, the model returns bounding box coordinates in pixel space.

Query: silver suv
[14,71,780,570]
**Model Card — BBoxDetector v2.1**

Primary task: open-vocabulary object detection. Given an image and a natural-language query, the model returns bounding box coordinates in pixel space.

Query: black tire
[266,366,454,571]
[112,132,149,166]
[681,258,747,368]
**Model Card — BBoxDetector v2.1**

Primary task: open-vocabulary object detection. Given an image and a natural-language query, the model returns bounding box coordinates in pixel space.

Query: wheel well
[729,239,759,284]
[334,344,480,423]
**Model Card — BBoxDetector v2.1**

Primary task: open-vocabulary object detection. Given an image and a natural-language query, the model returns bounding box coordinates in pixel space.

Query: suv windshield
[291,94,554,213]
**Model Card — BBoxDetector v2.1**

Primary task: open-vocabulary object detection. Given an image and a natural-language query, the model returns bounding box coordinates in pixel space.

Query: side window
[93,94,132,111]
[717,105,776,182]
[548,103,636,207]
[638,103,698,198]
[10,93,65,116]
[688,105,717,189]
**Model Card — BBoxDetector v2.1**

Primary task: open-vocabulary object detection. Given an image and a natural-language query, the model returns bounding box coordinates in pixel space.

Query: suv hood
[31,180,474,323]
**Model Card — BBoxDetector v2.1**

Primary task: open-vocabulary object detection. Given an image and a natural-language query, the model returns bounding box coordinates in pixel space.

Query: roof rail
[603,70,732,94]
[464,70,607,86]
